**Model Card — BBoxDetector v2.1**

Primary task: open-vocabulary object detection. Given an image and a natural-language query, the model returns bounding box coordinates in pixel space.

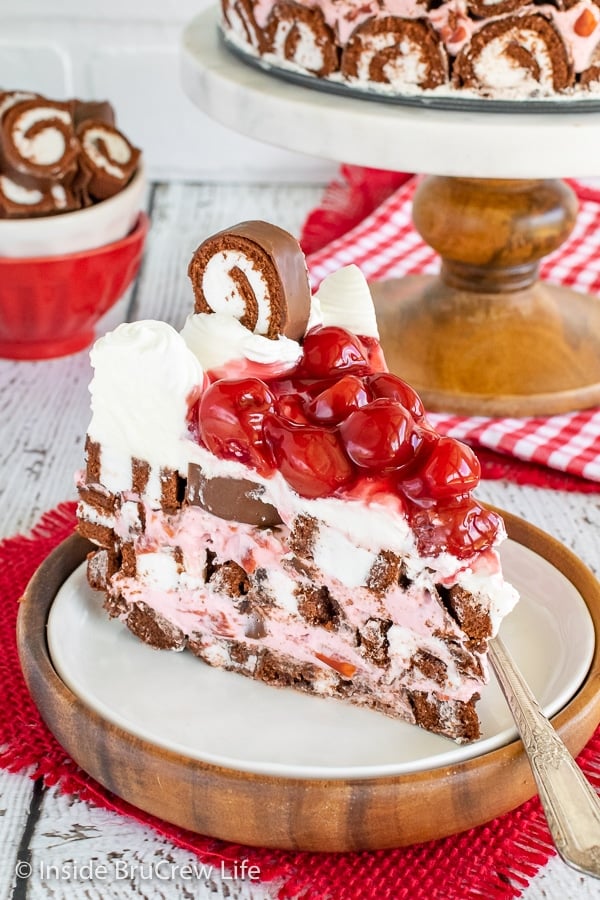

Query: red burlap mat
[4,503,600,898]
[302,168,600,492]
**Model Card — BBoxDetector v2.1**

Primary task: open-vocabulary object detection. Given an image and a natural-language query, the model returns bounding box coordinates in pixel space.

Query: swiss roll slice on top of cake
[76,219,519,743]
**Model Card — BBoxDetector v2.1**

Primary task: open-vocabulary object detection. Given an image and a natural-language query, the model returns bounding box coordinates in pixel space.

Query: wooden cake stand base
[371,176,600,416]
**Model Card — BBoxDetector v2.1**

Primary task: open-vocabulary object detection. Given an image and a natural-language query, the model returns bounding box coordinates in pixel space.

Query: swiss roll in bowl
[0,90,148,359]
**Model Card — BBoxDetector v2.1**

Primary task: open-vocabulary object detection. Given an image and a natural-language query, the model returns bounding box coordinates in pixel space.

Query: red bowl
[0,212,149,360]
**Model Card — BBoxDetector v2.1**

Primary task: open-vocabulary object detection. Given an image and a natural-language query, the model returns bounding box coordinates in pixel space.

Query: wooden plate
[17,512,600,852]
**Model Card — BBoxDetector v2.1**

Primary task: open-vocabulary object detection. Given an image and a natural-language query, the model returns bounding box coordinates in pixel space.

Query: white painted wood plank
[522,856,600,900]
[25,786,275,899]
[0,769,36,900]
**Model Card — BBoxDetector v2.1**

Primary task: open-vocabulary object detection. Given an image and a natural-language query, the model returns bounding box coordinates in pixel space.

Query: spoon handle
[488,635,600,878]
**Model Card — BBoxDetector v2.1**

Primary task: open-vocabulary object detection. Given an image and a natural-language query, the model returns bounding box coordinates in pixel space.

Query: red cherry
[186,399,201,443]
[409,497,500,558]
[339,398,422,471]
[306,374,372,425]
[359,335,387,373]
[277,392,311,425]
[365,373,425,420]
[198,378,276,474]
[299,326,370,378]
[263,414,354,498]
[400,436,480,501]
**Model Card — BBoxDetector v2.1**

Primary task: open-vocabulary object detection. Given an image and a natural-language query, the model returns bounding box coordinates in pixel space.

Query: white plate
[48,539,594,780]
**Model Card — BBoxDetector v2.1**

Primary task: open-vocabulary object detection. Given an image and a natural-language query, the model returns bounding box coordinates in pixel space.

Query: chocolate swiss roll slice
[0,98,79,190]
[76,120,141,201]
[264,1,339,77]
[465,0,529,17]
[188,220,311,340]
[453,14,574,96]
[581,64,600,87]
[0,90,39,121]
[0,174,79,218]
[341,16,449,92]
[221,0,266,52]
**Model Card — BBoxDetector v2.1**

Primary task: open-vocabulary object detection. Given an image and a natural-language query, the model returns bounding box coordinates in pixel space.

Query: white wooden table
[1,181,600,899]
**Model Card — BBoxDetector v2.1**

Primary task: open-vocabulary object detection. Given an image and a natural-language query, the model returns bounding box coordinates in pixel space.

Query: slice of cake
[76,220,519,743]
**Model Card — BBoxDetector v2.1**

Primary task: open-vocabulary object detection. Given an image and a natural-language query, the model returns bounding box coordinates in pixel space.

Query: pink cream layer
[107,501,487,703]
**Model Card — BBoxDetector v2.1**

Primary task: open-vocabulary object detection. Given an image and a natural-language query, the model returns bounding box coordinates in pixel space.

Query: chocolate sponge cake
[76,220,519,744]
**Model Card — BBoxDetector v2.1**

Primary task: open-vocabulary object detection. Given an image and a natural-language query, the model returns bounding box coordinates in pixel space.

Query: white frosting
[224,0,262,48]
[135,550,181,586]
[81,126,131,178]
[264,567,301,614]
[13,106,71,165]
[50,184,67,208]
[0,91,36,119]
[387,625,472,693]
[180,311,302,372]
[315,265,379,338]
[473,32,554,92]
[202,249,272,334]
[312,526,377,588]
[0,175,66,210]
[348,32,430,87]
[116,498,144,536]
[87,320,204,502]
[0,175,43,205]
[271,20,328,72]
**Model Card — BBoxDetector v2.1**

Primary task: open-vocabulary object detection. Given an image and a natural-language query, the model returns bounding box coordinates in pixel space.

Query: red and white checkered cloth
[305,174,600,485]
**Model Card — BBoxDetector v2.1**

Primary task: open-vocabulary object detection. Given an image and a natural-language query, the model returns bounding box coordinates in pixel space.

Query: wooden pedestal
[371,176,600,416]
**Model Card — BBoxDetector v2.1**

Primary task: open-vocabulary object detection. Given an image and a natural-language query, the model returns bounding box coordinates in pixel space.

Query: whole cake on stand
[220,0,600,101]
[182,7,600,416]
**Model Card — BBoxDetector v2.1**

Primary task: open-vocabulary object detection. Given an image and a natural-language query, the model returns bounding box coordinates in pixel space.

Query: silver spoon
[489,635,600,878]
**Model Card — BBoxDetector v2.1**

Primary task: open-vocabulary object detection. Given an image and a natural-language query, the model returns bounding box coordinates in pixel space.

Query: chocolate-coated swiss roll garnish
[186,464,283,527]
[221,0,266,51]
[265,1,339,77]
[0,90,39,121]
[341,16,448,91]
[453,15,574,95]
[76,120,141,201]
[0,174,78,218]
[0,98,79,190]
[188,221,311,341]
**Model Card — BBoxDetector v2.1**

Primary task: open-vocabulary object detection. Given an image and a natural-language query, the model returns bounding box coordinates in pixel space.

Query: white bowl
[0,163,146,258]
